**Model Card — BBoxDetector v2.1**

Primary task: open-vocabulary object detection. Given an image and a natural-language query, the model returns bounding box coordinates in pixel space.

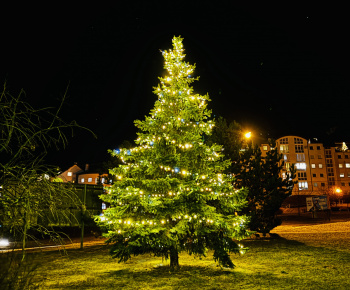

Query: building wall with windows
[276,136,311,194]
[56,164,110,187]
[261,136,350,195]
[77,173,99,185]
[56,164,84,183]
[78,173,109,185]
[307,142,328,193]
[330,145,350,191]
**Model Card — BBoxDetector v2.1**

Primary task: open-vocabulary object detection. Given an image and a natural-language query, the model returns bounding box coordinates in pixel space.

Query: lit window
[102,203,106,210]
[340,173,345,178]
[295,163,306,170]
[284,154,288,161]
[319,164,323,168]
[346,163,350,168]
[314,183,318,187]
[101,178,105,183]
[81,178,85,183]
[339,164,343,168]
[88,178,92,182]
[280,144,289,153]
[311,164,316,168]
[298,181,308,190]
[67,172,72,176]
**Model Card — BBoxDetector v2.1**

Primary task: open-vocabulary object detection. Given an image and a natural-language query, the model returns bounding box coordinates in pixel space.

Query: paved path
[272,220,350,234]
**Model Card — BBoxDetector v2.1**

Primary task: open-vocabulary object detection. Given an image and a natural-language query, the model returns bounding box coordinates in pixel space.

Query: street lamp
[0,238,9,247]
[243,131,253,148]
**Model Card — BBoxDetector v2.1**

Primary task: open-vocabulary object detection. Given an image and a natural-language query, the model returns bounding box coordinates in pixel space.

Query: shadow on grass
[243,234,306,247]
[60,262,326,290]
[33,235,350,289]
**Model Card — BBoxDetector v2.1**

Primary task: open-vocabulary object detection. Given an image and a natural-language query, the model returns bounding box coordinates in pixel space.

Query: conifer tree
[234,140,296,236]
[97,36,249,270]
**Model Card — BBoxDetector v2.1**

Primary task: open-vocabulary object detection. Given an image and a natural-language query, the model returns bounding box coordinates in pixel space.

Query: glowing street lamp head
[0,239,9,247]
[245,132,252,139]
[335,188,342,194]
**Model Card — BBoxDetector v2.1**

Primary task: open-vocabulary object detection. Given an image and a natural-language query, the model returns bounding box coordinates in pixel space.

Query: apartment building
[261,136,350,195]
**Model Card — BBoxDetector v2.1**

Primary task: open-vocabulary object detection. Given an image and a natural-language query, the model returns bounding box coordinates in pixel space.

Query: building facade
[56,164,110,186]
[261,136,350,195]
[56,164,84,183]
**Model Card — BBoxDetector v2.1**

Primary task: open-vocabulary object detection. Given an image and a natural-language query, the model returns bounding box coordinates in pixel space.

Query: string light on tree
[97,36,250,271]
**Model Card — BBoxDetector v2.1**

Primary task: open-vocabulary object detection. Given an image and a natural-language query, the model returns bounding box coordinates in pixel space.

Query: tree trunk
[169,247,179,271]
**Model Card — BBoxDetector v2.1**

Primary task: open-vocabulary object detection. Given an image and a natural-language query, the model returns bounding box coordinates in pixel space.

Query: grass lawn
[2,220,350,289]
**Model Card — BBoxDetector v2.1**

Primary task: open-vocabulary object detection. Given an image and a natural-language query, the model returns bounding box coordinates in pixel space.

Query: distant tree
[0,83,92,258]
[323,187,344,206]
[206,117,243,173]
[208,119,295,235]
[97,36,249,271]
[233,140,296,236]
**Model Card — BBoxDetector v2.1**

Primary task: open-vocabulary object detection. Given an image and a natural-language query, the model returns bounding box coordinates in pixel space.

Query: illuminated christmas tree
[98,36,249,270]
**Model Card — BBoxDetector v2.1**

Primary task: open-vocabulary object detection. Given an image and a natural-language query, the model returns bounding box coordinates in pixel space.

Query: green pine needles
[97,36,250,270]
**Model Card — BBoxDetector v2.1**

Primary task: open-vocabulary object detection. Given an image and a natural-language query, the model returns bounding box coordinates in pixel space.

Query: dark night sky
[1,2,350,170]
